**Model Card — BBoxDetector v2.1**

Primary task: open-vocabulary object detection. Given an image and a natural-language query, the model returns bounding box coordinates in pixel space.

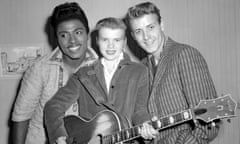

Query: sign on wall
[0,44,44,78]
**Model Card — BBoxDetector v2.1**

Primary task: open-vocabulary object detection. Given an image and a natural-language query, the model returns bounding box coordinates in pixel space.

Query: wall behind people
[0,0,239,143]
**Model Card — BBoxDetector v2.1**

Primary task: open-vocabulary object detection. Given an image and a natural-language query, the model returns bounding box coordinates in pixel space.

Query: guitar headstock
[194,94,236,123]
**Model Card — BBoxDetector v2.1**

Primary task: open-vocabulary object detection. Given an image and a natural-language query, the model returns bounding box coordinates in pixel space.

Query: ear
[160,21,164,31]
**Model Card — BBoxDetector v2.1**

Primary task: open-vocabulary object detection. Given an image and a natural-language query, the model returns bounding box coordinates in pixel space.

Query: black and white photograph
[0,0,239,144]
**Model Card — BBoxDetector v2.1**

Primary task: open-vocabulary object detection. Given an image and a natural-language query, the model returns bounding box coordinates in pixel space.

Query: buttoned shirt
[101,52,124,92]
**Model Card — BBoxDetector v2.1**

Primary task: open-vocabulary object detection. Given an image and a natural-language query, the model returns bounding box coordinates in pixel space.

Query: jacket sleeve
[132,66,151,125]
[12,61,43,122]
[178,47,220,143]
[44,74,81,144]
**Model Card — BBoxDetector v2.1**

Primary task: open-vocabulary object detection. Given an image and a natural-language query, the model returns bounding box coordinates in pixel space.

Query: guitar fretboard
[102,109,193,144]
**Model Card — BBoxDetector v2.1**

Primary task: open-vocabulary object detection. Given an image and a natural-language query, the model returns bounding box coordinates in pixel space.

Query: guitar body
[64,110,122,144]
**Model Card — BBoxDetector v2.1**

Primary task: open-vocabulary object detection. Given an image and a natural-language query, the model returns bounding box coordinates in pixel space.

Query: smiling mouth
[69,45,81,51]
[144,40,155,46]
[106,50,116,55]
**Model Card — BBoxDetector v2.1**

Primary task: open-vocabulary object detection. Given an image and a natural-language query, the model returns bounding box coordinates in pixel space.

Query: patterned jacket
[143,37,220,144]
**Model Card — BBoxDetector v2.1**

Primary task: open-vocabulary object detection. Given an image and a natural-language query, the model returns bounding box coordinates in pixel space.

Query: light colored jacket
[12,47,98,144]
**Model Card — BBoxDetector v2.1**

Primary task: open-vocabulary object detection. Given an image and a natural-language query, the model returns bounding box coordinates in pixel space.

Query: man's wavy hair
[50,2,89,34]
[125,2,162,27]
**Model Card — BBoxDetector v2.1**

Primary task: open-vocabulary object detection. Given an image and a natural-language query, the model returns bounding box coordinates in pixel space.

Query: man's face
[97,27,126,61]
[130,14,164,55]
[57,19,88,60]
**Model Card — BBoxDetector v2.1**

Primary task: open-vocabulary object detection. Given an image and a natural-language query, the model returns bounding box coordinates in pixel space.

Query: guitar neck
[102,109,193,143]
[65,95,235,144]
[152,109,193,130]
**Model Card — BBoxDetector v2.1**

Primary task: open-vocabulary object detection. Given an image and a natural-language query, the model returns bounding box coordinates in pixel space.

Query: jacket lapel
[78,62,121,114]
[149,53,169,97]
[78,62,108,105]
[94,61,109,96]
[149,38,176,99]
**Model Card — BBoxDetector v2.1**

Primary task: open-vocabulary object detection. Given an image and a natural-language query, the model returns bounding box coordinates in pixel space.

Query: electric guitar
[64,94,236,144]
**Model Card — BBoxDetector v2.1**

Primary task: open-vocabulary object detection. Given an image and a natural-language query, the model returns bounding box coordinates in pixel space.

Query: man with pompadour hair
[125,2,220,144]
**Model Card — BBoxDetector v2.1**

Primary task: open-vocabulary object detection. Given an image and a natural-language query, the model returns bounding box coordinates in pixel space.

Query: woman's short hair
[95,17,126,32]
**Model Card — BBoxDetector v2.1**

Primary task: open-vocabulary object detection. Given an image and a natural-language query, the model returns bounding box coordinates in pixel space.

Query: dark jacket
[44,54,151,144]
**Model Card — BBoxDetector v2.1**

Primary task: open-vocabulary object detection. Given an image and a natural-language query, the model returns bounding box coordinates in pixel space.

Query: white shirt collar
[101,52,124,92]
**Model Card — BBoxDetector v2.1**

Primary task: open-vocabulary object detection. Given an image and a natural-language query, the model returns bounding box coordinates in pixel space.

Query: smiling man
[11,2,97,144]
[125,2,220,144]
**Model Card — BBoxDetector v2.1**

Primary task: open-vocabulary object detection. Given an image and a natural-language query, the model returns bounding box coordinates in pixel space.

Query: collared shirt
[12,47,98,144]
[101,52,124,92]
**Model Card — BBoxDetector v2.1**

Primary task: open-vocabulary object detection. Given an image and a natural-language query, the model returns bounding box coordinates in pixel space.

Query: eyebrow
[74,27,86,31]
[58,27,86,34]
